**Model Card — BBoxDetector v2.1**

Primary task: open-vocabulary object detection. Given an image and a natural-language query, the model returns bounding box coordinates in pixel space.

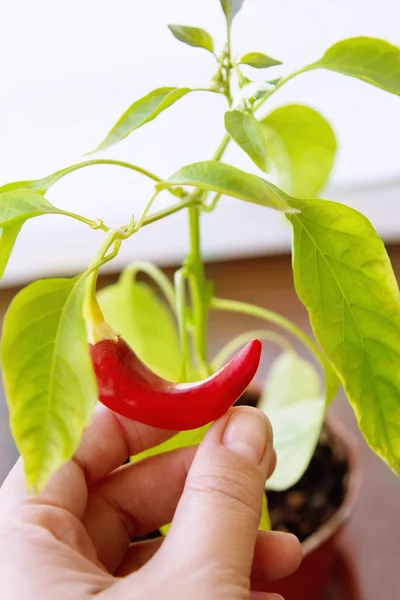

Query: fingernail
[222,408,269,464]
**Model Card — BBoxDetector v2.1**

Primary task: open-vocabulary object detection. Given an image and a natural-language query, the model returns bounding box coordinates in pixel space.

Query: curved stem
[253,66,314,113]
[83,229,121,332]
[46,158,168,189]
[202,192,221,213]
[134,191,160,231]
[121,262,176,314]
[212,133,230,162]
[174,268,191,382]
[140,196,197,228]
[212,329,294,371]
[210,297,327,367]
[58,210,110,232]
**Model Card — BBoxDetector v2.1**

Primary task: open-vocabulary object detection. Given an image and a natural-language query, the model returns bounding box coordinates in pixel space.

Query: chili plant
[1,0,400,513]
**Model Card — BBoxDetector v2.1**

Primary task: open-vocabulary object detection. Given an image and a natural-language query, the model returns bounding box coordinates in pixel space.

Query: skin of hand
[0,405,302,600]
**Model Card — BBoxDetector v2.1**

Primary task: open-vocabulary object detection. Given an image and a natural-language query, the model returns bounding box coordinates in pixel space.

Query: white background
[1,0,399,286]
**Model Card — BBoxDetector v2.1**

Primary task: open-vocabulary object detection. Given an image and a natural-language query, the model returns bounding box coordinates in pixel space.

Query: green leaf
[1,277,97,492]
[0,189,62,279]
[311,37,400,95]
[220,0,245,24]
[261,104,337,198]
[239,52,282,69]
[0,224,22,279]
[98,272,181,381]
[90,87,191,153]
[259,353,325,491]
[133,425,210,464]
[287,198,400,475]
[0,189,60,226]
[168,24,214,53]
[225,110,270,172]
[157,161,297,213]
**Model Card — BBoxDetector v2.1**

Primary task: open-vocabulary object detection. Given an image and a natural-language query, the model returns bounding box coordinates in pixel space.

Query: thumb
[164,406,275,581]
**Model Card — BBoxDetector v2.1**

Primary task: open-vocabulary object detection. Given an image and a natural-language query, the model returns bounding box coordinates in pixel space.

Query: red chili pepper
[89,335,261,430]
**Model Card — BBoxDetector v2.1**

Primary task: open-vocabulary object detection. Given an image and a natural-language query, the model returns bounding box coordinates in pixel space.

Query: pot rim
[299,415,362,556]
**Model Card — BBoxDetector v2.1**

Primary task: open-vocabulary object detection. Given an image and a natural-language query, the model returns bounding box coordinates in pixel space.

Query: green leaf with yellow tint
[288,198,400,475]
[1,277,97,492]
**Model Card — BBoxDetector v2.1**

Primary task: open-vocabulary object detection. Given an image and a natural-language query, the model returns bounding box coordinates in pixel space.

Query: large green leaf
[98,272,181,381]
[287,198,400,475]
[311,37,400,95]
[239,52,282,69]
[157,161,297,212]
[261,104,337,198]
[220,0,245,24]
[1,277,97,492]
[168,24,214,53]
[91,87,191,153]
[225,110,269,172]
[259,353,325,491]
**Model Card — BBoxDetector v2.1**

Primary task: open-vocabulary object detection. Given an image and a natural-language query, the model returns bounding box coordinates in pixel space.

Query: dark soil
[266,425,348,543]
[237,389,349,544]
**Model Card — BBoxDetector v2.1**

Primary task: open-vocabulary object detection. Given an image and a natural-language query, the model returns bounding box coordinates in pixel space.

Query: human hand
[0,405,301,599]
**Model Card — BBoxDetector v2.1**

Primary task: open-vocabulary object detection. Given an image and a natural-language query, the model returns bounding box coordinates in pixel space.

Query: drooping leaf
[90,87,191,153]
[1,277,97,492]
[310,37,400,96]
[168,24,214,53]
[287,198,400,475]
[261,104,337,198]
[259,353,325,491]
[0,224,22,279]
[98,272,181,381]
[0,189,62,279]
[157,161,297,212]
[225,110,269,172]
[220,0,245,24]
[0,189,61,225]
[239,52,282,69]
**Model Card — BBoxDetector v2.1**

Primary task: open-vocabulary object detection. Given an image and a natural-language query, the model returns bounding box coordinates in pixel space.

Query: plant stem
[212,133,230,162]
[174,268,191,381]
[83,229,120,329]
[212,329,294,371]
[134,191,160,231]
[186,205,210,376]
[59,211,110,232]
[140,196,197,228]
[210,296,327,366]
[122,262,176,314]
[253,65,314,113]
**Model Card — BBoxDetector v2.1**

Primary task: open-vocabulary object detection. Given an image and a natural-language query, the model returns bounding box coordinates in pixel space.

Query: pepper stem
[83,230,120,344]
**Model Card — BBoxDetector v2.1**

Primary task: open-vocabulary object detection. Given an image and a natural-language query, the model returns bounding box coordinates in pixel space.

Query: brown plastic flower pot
[268,417,361,600]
